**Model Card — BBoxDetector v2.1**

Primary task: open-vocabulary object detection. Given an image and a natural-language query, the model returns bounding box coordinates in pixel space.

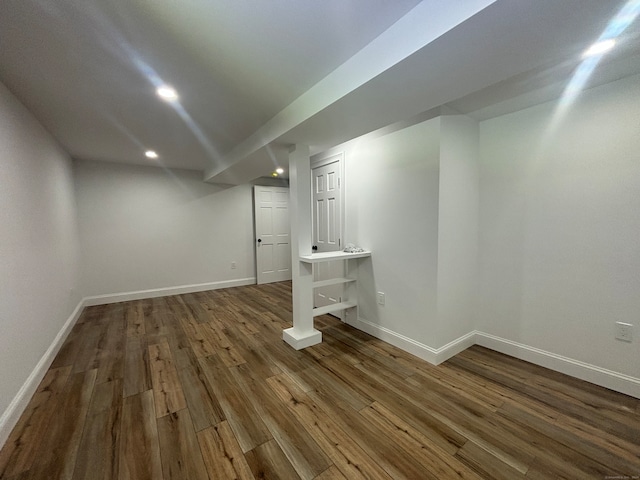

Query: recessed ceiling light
[156,85,178,102]
[583,39,616,58]
[275,167,284,174]
[145,150,159,159]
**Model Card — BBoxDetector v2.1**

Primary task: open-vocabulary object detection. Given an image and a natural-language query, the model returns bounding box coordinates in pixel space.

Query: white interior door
[254,186,292,284]
[312,159,343,309]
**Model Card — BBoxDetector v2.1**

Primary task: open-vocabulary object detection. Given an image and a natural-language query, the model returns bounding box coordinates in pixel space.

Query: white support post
[283,144,322,349]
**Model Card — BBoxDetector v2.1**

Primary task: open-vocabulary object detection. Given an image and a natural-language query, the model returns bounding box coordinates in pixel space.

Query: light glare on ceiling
[156,85,178,102]
[582,39,616,57]
[275,167,284,174]
[145,150,159,159]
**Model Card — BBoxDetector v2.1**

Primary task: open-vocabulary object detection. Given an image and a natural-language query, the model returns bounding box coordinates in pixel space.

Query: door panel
[328,197,337,246]
[254,186,291,284]
[315,199,326,246]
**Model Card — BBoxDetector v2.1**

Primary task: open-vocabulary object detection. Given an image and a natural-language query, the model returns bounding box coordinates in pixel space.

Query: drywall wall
[311,78,639,393]
[0,82,81,438]
[437,115,479,346]
[478,73,640,379]
[319,118,442,346]
[315,114,481,355]
[75,160,256,299]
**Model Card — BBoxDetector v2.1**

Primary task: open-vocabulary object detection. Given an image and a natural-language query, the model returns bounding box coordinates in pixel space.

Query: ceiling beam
[203,0,496,183]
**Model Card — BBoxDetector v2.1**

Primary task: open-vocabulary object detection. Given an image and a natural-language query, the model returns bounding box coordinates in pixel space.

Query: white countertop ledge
[299,251,372,263]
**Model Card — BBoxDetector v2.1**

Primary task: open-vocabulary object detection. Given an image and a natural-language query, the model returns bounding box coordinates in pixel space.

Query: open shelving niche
[284,250,371,350]
[299,250,371,318]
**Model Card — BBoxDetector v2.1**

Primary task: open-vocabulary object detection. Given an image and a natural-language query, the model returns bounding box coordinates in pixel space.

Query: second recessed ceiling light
[156,85,178,102]
[583,39,616,58]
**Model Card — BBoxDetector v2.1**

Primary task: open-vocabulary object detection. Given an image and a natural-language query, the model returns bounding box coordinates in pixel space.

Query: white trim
[0,300,85,449]
[346,316,476,365]
[436,330,479,364]
[283,327,323,350]
[475,332,640,399]
[346,318,640,399]
[310,151,343,169]
[82,277,256,306]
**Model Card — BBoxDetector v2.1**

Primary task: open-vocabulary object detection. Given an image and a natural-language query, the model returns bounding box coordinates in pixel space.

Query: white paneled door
[254,186,292,284]
[312,159,343,309]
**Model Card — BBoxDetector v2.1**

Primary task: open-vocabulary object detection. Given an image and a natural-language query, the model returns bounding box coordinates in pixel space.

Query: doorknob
[257,238,262,243]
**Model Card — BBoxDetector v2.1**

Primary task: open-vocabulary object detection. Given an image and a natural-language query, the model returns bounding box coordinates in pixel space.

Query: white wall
[479,73,640,379]
[320,118,442,346]
[75,160,256,299]
[316,114,481,354]
[0,82,81,437]
[314,75,640,395]
[437,115,479,346]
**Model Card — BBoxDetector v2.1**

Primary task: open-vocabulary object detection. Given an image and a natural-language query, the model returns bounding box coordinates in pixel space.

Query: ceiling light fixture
[145,150,159,159]
[156,85,178,102]
[275,167,284,174]
[582,39,616,58]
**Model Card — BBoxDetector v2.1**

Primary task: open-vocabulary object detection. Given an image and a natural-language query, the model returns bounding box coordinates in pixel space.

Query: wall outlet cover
[615,322,633,342]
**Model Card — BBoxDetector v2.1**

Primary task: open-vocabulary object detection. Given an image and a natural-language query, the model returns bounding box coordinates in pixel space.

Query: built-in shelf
[286,248,372,350]
[299,250,372,263]
[312,277,357,289]
[312,300,357,317]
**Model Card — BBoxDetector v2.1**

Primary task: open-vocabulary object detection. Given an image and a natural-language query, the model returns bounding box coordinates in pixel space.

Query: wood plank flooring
[1,281,639,479]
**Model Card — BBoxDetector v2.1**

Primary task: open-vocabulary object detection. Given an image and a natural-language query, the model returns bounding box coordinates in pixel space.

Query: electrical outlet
[377,292,385,306]
[615,322,632,342]
[231,261,237,269]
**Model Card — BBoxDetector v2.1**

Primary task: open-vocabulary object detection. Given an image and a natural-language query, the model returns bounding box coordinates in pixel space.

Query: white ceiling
[1,0,639,183]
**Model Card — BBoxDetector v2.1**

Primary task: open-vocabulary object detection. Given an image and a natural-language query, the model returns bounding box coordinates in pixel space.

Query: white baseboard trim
[346,316,476,365]
[348,318,640,398]
[475,332,640,399]
[0,300,85,449]
[83,277,256,306]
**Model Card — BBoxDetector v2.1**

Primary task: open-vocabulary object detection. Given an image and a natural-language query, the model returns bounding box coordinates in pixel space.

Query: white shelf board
[312,301,357,317]
[299,250,371,264]
[312,277,357,289]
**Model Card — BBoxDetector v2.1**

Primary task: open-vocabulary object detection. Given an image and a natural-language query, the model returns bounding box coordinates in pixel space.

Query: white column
[283,144,322,349]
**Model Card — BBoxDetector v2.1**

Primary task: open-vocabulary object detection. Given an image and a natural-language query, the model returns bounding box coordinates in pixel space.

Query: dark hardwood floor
[0,281,638,479]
